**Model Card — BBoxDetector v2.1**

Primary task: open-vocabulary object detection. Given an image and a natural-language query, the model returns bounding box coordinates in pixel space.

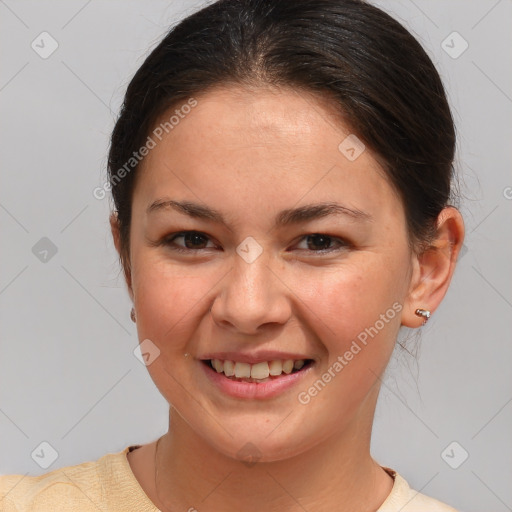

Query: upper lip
[200,351,313,364]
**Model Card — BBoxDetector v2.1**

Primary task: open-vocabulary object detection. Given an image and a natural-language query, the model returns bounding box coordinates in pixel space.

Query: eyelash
[160,231,350,255]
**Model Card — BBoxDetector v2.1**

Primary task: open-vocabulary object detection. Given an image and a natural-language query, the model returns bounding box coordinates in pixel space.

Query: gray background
[0,1,511,511]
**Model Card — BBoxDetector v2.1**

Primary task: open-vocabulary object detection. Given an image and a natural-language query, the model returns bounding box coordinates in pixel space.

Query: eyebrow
[146,199,372,226]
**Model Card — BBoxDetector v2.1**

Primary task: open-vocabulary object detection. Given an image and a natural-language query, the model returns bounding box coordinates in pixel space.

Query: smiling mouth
[202,358,314,383]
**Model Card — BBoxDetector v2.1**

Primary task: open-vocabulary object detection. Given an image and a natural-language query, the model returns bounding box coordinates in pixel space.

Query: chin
[197,426,321,465]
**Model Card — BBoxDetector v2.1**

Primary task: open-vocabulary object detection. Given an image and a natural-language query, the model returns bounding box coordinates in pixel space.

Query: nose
[210,253,292,335]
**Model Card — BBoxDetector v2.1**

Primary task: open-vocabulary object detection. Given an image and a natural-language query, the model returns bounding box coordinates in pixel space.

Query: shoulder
[0,446,156,512]
[0,454,108,511]
[378,468,459,512]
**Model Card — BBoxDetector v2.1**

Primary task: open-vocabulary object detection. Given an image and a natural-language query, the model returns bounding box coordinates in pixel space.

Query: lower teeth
[225,375,275,383]
[222,370,304,383]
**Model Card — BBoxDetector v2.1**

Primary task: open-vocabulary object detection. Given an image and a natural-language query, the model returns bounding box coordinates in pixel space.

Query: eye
[294,233,349,253]
[158,231,349,255]
[163,231,217,252]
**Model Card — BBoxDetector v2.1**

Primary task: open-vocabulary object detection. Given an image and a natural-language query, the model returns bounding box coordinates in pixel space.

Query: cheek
[291,261,404,422]
[295,256,405,359]
[131,251,215,346]
[129,253,216,407]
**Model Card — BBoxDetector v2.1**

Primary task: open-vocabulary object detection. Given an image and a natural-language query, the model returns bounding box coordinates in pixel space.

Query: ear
[110,212,134,302]
[402,206,465,327]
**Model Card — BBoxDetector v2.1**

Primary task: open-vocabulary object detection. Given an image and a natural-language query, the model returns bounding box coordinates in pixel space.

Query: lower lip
[200,361,313,399]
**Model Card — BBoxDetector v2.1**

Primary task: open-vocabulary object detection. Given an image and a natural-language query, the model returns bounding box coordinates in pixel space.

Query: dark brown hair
[108,0,456,270]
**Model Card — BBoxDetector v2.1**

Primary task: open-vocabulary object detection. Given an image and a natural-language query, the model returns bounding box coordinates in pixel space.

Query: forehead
[158,85,360,154]
[133,85,399,223]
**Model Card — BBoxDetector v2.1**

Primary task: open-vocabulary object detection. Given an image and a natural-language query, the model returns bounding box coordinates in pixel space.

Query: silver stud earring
[130,307,136,323]
[415,308,430,325]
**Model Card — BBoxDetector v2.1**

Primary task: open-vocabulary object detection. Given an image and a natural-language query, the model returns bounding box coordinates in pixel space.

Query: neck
[154,389,393,512]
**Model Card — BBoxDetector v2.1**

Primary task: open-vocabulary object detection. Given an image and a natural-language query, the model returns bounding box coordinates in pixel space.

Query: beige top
[0,446,458,511]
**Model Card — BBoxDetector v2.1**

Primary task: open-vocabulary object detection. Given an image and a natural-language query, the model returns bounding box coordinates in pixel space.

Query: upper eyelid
[147,231,215,250]
[167,231,218,246]
[166,231,348,250]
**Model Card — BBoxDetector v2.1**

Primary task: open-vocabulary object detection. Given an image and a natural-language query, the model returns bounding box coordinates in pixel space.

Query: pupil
[307,234,331,250]
[185,232,206,249]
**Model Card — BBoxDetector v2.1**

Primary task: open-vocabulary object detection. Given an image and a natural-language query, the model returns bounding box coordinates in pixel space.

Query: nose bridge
[212,247,290,332]
[234,253,273,305]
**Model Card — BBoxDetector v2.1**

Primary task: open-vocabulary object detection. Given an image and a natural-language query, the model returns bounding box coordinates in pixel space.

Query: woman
[0,0,464,510]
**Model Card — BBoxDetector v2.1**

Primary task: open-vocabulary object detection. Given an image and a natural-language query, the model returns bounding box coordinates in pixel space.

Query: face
[123,85,415,461]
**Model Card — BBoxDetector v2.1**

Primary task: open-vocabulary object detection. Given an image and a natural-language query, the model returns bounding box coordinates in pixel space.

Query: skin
[111,85,465,512]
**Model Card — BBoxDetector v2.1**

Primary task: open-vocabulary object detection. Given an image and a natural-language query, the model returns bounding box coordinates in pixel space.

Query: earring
[130,307,136,323]
[415,308,430,325]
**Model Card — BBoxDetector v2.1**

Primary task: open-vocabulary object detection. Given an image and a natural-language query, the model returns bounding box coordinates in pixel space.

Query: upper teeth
[210,359,306,379]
